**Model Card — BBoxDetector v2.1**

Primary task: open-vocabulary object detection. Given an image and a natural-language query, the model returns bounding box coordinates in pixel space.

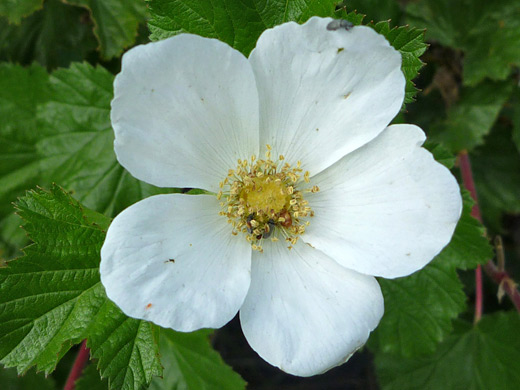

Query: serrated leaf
[0,366,55,390]
[0,0,42,24]
[150,329,246,390]
[147,0,340,56]
[424,141,456,169]
[375,312,520,390]
[369,190,492,357]
[428,80,512,153]
[0,185,161,390]
[86,301,162,390]
[0,63,174,256]
[0,0,98,71]
[371,21,427,104]
[338,0,402,25]
[406,0,520,86]
[472,124,520,233]
[65,0,148,59]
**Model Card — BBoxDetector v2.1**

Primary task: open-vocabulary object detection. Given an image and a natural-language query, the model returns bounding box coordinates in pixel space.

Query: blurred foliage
[0,0,43,24]
[407,0,520,85]
[0,0,97,70]
[0,366,55,390]
[376,312,520,390]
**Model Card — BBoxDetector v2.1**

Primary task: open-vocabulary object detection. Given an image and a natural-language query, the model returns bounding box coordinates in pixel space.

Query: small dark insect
[262,219,276,239]
[326,19,354,31]
[164,258,175,263]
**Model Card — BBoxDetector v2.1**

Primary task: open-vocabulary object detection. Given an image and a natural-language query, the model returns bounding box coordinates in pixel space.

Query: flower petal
[240,240,383,377]
[305,124,462,278]
[249,17,405,175]
[112,34,259,191]
[100,194,251,331]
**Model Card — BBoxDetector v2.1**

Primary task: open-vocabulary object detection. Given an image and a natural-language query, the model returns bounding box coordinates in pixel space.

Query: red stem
[64,340,90,390]
[458,151,484,323]
[458,151,520,316]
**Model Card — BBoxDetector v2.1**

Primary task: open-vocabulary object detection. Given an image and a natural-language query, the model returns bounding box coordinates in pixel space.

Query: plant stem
[458,151,484,323]
[64,340,90,390]
[458,151,520,315]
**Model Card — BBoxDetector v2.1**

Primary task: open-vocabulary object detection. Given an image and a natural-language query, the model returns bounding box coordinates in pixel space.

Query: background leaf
[0,0,98,71]
[0,367,56,390]
[147,0,341,56]
[75,364,108,390]
[375,312,520,390]
[406,0,520,86]
[0,0,43,24]
[150,329,246,390]
[65,0,148,58]
[428,80,512,153]
[472,123,520,233]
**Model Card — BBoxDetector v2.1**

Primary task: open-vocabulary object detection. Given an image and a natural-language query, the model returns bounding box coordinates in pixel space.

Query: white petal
[100,194,251,331]
[112,34,259,191]
[249,17,405,175]
[304,124,462,278]
[240,240,383,377]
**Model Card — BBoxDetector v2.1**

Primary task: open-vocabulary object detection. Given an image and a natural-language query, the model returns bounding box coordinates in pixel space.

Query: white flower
[100,17,462,376]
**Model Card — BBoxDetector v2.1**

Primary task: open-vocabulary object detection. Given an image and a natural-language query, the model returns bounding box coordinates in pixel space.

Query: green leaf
[0,63,50,256]
[150,329,246,390]
[75,364,108,390]
[337,0,402,25]
[509,87,520,154]
[369,190,492,357]
[0,0,42,24]
[472,124,520,233]
[428,80,512,153]
[440,191,493,270]
[147,0,340,56]
[0,185,161,390]
[0,366,55,390]
[424,141,456,169]
[371,21,427,104]
[375,312,520,390]
[65,0,148,58]
[0,63,174,255]
[86,301,162,390]
[406,0,520,86]
[370,259,466,357]
[0,0,98,71]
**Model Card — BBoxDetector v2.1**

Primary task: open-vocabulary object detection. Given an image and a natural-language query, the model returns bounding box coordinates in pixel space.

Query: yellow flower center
[217,145,319,252]
[241,176,290,214]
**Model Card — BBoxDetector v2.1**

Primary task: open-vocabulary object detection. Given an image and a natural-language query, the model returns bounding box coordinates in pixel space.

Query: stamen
[218,146,319,251]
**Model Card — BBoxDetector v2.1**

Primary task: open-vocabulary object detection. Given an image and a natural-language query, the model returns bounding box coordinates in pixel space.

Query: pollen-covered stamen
[218,146,318,252]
